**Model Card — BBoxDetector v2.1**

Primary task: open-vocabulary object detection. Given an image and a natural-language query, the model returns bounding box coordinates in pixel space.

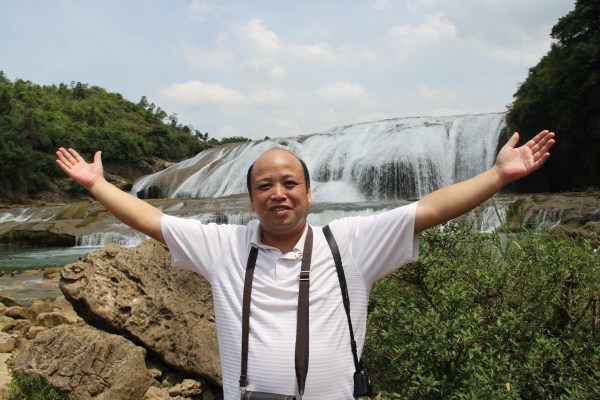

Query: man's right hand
[56,148,103,190]
[55,147,166,244]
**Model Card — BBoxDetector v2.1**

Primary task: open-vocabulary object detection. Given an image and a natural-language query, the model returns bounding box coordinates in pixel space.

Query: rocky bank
[1,241,223,400]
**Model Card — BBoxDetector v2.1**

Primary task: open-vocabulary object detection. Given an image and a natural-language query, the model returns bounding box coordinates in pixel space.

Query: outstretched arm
[56,148,165,244]
[414,130,555,234]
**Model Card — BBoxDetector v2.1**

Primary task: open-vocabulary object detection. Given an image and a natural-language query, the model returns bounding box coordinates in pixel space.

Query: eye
[284,181,298,189]
[257,184,271,191]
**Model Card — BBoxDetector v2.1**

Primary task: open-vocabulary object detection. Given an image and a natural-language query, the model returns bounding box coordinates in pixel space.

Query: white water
[131,113,506,201]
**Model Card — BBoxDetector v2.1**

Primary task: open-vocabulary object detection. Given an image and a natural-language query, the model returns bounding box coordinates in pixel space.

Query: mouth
[269,205,292,215]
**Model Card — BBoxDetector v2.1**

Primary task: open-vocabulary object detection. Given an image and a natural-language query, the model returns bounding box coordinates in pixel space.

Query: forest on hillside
[507,0,600,192]
[0,75,210,201]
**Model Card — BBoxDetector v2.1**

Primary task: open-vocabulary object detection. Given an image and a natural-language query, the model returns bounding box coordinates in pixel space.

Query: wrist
[88,176,109,195]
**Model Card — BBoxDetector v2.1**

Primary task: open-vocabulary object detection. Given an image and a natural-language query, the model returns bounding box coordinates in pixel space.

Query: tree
[0,88,13,115]
[507,0,600,191]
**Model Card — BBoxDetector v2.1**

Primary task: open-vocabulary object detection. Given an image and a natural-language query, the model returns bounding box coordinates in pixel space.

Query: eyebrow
[254,174,302,184]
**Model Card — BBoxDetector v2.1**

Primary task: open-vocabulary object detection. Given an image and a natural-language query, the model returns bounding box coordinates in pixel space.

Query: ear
[249,193,255,211]
[307,186,312,207]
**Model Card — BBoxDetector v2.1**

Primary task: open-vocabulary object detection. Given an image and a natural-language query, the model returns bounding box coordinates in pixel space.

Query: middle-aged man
[56,129,555,399]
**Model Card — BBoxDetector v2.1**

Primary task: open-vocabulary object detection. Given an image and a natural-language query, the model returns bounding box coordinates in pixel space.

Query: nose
[270,184,287,199]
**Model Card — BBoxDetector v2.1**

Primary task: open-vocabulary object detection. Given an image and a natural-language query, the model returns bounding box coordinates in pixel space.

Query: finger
[56,159,71,173]
[528,130,551,147]
[56,148,72,167]
[536,138,555,158]
[68,148,85,163]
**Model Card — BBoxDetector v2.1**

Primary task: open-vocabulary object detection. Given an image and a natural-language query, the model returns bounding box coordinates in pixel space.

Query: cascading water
[131,113,506,202]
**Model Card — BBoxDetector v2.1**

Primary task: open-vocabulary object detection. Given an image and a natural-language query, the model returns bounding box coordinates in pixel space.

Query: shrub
[4,374,71,400]
[365,222,599,399]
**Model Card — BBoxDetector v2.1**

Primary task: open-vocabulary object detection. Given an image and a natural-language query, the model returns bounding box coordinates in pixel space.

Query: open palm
[56,148,103,190]
[495,130,555,184]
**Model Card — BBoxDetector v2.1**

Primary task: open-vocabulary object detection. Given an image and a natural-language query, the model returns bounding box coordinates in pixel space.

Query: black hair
[246,151,310,196]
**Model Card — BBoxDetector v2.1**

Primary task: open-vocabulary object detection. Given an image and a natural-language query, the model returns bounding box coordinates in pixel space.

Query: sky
[0,0,574,140]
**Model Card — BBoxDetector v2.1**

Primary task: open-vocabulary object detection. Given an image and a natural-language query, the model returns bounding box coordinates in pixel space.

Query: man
[56,129,555,399]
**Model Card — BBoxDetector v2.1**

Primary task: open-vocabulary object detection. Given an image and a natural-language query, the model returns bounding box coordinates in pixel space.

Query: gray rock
[60,240,221,385]
[10,324,153,400]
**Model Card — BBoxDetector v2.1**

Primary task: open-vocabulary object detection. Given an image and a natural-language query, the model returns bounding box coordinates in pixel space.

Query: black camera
[354,370,373,397]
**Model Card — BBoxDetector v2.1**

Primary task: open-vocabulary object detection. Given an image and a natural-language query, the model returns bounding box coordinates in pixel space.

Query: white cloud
[161,80,246,104]
[187,0,221,21]
[388,12,457,59]
[160,80,287,106]
[249,87,288,104]
[241,18,281,54]
[372,0,392,10]
[419,85,456,101]
[318,81,368,105]
[181,39,235,69]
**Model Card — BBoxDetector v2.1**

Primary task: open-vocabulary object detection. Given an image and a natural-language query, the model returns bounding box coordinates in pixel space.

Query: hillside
[0,72,207,204]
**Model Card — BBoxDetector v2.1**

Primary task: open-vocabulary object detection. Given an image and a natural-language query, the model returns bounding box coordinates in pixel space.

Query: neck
[261,223,307,253]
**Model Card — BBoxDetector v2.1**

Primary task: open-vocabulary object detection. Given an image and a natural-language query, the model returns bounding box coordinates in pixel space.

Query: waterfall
[131,113,506,201]
[75,232,146,247]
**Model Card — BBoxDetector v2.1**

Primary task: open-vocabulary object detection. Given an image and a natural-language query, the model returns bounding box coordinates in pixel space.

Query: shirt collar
[250,223,310,255]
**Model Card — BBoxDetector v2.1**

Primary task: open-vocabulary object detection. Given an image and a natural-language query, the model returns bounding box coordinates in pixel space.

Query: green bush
[4,374,71,400]
[365,223,599,399]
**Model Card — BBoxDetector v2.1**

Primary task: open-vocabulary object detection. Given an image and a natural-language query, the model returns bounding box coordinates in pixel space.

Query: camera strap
[240,226,314,397]
[322,225,362,375]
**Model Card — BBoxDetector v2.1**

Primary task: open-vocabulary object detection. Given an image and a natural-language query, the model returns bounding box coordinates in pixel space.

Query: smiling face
[249,149,311,250]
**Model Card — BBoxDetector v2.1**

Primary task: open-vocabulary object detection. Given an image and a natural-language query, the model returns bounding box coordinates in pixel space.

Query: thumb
[507,132,520,148]
[93,151,103,164]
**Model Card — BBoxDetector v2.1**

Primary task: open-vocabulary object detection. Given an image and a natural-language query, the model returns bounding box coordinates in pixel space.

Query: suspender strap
[295,226,313,396]
[239,245,258,388]
[322,225,362,373]
[240,226,314,396]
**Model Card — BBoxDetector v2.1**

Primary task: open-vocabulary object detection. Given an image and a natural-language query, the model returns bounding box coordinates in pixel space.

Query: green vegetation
[366,223,599,399]
[4,374,72,400]
[507,0,600,191]
[0,74,207,201]
[205,135,252,146]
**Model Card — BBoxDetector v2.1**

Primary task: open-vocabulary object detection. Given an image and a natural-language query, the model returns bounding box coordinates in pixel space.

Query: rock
[0,332,16,352]
[10,324,153,400]
[44,267,63,280]
[144,386,172,400]
[60,241,221,385]
[36,311,70,328]
[202,388,218,400]
[1,319,31,335]
[26,325,47,339]
[0,296,22,307]
[52,295,82,324]
[4,306,36,321]
[0,316,14,330]
[30,299,54,315]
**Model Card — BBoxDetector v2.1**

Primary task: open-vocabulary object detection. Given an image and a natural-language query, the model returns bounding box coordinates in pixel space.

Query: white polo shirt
[161,202,419,400]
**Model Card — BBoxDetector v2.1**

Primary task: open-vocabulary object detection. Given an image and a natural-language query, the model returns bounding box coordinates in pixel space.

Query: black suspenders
[239,225,372,398]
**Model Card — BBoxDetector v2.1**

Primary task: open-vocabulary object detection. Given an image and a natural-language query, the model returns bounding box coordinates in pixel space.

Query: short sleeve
[332,202,419,286]
[161,214,238,281]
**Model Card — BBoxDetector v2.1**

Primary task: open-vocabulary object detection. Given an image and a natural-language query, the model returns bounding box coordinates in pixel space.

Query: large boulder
[59,240,221,385]
[9,324,153,400]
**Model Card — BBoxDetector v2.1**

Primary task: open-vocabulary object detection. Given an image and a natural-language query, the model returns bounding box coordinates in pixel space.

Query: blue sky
[0,0,574,140]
